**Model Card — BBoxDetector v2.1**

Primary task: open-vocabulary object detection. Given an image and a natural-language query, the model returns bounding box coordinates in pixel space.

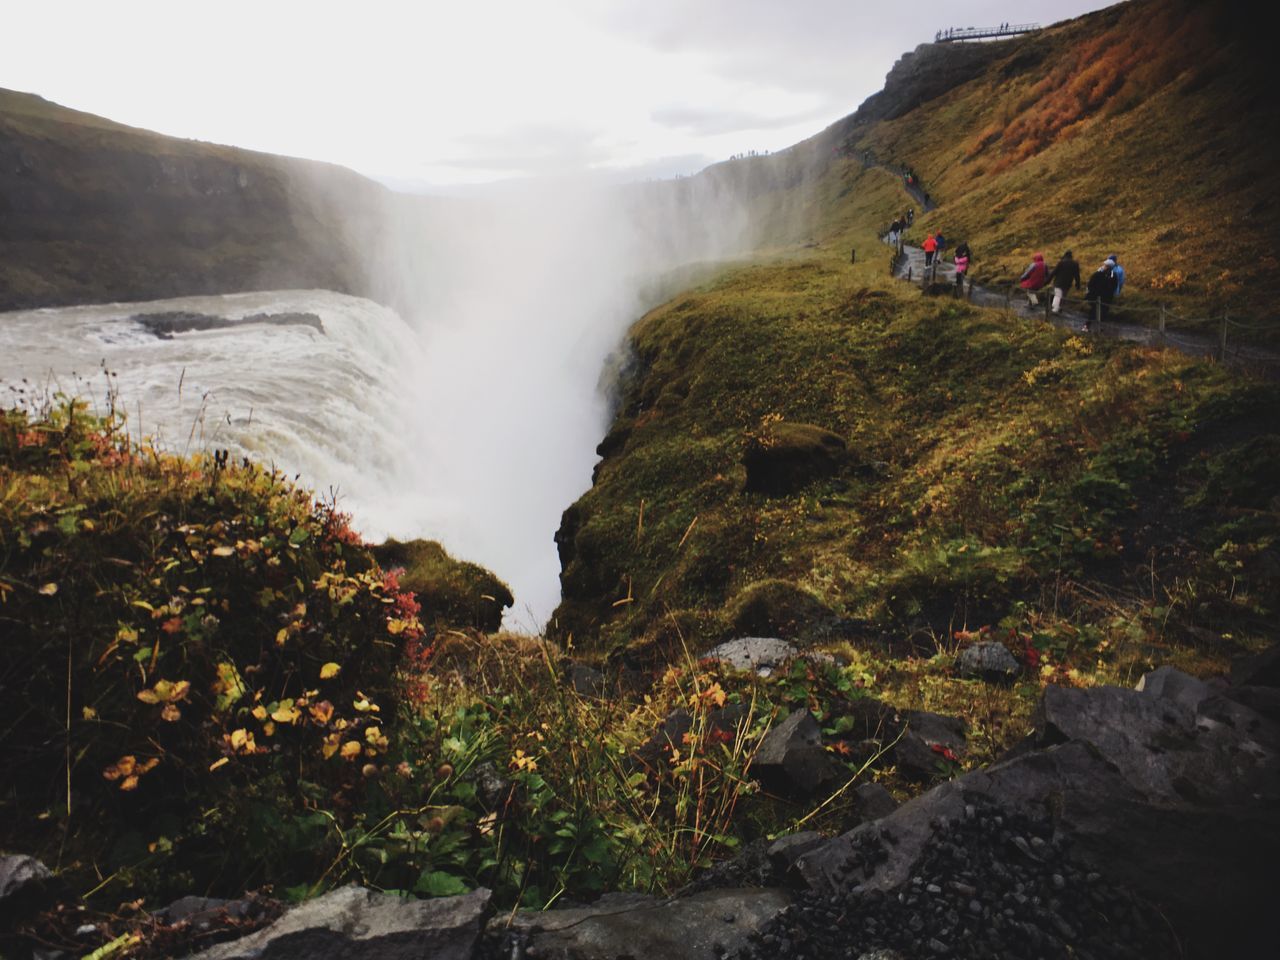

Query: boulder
[724,580,834,641]
[794,681,1280,957]
[1231,642,1280,688]
[766,832,827,878]
[1135,664,1216,711]
[488,887,791,960]
[701,637,799,677]
[852,782,898,821]
[0,855,62,932]
[1224,684,1280,724]
[567,662,606,698]
[635,705,751,770]
[751,710,842,798]
[188,885,491,960]
[954,641,1020,683]
[743,422,849,495]
[891,710,966,781]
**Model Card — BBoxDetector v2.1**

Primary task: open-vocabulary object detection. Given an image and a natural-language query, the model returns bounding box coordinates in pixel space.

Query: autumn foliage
[0,400,425,895]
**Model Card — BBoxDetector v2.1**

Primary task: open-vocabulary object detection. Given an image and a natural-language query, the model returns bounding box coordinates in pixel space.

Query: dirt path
[888,240,1280,376]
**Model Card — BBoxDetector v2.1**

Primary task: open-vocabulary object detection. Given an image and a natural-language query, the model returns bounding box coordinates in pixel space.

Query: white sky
[3,0,1118,189]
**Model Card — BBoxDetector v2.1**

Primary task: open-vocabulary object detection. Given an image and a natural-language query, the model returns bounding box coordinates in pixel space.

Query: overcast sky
[3,0,1118,189]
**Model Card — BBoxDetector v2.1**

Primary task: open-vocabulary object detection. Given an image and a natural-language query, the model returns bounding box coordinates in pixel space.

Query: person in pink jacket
[1019,252,1050,307]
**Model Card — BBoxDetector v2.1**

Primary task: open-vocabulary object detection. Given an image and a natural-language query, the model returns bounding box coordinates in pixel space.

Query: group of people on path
[922,230,971,294]
[887,209,915,245]
[1019,251,1126,330]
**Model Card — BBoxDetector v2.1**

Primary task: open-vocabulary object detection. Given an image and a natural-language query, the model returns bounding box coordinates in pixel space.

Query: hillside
[0,89,383,310]
[2,1,1279,957]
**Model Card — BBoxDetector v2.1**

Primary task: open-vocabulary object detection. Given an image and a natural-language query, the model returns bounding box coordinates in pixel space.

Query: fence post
[1158,304,1166,345]
[1095,298,1102,330]
[1219,313,1229,361]
[851,248,856,264]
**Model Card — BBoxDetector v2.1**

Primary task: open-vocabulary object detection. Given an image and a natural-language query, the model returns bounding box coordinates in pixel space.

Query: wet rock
[134,311,324,339]
[188,885,491,960]
[743,422,849,496]
[488,888,790,960]
[701,637,800,677]
[751,710,842,798]
[954,641,1020,683]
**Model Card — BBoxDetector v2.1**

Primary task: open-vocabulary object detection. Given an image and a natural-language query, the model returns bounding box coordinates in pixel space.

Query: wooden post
[907,266,913,282]
[851,248,856,264]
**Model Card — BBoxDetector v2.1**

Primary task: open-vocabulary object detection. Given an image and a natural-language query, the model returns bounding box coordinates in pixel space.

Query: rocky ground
[3,643,1275,960]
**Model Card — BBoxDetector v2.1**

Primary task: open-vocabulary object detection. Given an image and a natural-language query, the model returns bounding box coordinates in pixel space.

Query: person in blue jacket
[1108,254,1126,298]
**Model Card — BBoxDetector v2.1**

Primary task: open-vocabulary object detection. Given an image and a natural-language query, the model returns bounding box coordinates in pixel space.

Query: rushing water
[0,291,473,591]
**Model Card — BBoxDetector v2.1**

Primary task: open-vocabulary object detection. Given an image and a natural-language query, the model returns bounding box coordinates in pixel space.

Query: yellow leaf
[39,583,58,596]
[116,626,139,643]
[275,627,289,646]
[251,704,269,721]
[136,689,161,705]
[271,703,301,724]
[209,757,230,772]
[321,733,341,759]
[309,700,335,725]
[339,740,362,761]
[161,703,181,722]
[230,728,249,751]
[319,662,341,680]
[211,545,235,557]
[120,775,139,792]
[386,618,406,635]
[82,706,98,721]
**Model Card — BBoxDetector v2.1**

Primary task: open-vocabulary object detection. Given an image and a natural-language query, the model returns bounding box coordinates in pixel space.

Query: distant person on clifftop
[1084,259,1118,331]
[1049,250,1082,314]
[923,231,938,268]
[1019,252,1050,307]
[907,208,915,226]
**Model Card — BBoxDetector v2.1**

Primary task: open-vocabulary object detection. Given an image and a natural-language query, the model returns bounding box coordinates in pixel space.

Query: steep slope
[0,88,383,310]
[549,0,1280,667]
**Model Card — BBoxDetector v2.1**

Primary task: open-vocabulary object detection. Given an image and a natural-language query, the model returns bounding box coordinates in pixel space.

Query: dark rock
[1135,665,1214,711]
[743,422,849,495]
[1224,684,1280,724]
[892,710,966,782]
[567,662,607,698]
[794,681,1280,958]
[189,885,491,960]
[636,705,752,770]
[853,782,899,821]
[0,855,63,931]
[751,710,842,798]
[133,311,324,339]
[154,895,262,927]
[467,762,513,809]
[954,642,1020,683]
[767,833,827,878]
[1231,642,1280,688]
[490,888,790,960]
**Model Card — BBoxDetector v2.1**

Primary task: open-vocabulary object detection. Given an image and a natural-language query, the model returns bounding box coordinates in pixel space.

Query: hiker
[1083,259,1118,331]
[953,242,971,295]
[907,208,914,226]
[935,231,947,256]
[1109,254,1126,298]
[1049,250,1082,314]
[1019,252,1050,307]
[923,231,938,268]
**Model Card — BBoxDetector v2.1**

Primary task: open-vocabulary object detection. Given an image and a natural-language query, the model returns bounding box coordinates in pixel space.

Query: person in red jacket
[923,232,938,268]
[1019,252,1050,308]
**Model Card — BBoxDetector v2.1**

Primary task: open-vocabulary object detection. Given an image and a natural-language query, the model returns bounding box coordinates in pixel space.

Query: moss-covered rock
[372,538,513,632]
[743,421,850,495]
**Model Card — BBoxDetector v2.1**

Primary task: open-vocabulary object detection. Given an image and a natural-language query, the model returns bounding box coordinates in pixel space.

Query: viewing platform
[935,23,1041,43]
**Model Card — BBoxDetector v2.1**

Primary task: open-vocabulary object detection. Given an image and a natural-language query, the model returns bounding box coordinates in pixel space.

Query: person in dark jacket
[1049,250,1082,315]
[1083,260,1118,331]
